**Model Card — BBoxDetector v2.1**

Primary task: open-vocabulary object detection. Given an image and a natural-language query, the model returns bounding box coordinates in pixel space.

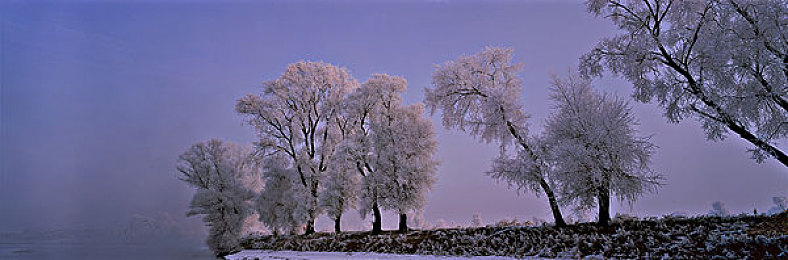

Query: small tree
[582,0,788,168]
[255,153,303,235]
[543,74,662,226]
[319,141,360,233]
[472,213,483,227]
[426,47,567,227]
[177,139,254,257]
[768,196,788,215]
[709,201,731,217]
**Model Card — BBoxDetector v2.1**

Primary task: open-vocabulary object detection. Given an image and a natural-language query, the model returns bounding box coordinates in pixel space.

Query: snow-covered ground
[227,250,552,260]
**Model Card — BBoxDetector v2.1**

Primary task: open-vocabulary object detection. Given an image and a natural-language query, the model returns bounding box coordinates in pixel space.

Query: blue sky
[1,0,786,232]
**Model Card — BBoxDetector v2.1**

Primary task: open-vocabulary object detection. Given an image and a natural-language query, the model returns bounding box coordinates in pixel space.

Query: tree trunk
[539,178,567,227]
[305,181,319,235]
[597,175,611,226]
[597,192,611,226]
[398,213,408,233]
[334,213,342,233]
[725,117,788,167]
[305,218,316,235]
[507,121,566,227]
[372,199,382,234]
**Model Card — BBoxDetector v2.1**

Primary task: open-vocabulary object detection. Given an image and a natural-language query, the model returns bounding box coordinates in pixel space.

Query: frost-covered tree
[408,210,428,229]
[255,153,303,235]
[767,196,788,215]
[434,219,448,229]
[177,139,254,257]
[543,74,661,226]
[582,0,788,167]
[342,74,405,234]
[472,213,483,227]
[236,61,358,234]
[426,47,567,227]
[319,141,360,233]
[239,150,266,237]
[372,103,439,233]
[570,209,595,224]
[347,74,439,233]
[709,201,731,217]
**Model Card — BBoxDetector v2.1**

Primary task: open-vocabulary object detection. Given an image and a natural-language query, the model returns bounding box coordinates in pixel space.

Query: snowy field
[227,250,553,260]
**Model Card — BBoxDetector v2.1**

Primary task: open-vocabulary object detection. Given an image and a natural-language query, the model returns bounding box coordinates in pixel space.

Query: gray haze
[1,0,786,239]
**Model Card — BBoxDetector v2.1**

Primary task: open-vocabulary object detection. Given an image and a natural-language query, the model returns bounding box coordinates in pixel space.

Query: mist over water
[0,243,213,260]
[0,212,212,259]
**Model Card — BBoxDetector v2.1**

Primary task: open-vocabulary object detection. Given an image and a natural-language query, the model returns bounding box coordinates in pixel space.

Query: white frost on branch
[582,0,788,165]
[237,61,359,233]
[177,139,255,257]
[347,74,439,227]
[426,46,529,147]
[319,140,361,227]
[372,103,439,216]
[255,154,304,235]
[543,74,662,220]
[427,47,567,226]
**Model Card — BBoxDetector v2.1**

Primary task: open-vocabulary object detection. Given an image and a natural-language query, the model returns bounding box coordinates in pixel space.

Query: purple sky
[1,0,786,233]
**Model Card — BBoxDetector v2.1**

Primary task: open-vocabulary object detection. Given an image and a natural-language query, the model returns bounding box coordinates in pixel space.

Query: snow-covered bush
[472,213,483,227]
[612,213,638,223]
[668,211,690,219]
[768,197,788,215]
[434,219,448,229]
[531,217,546,226]
[408,210,429,230]
[494,218,533,227]
[709,201,730,217]
[241,213,267,238]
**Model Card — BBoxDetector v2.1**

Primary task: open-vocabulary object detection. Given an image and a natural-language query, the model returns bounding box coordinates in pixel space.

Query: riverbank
[241,213,788,258]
